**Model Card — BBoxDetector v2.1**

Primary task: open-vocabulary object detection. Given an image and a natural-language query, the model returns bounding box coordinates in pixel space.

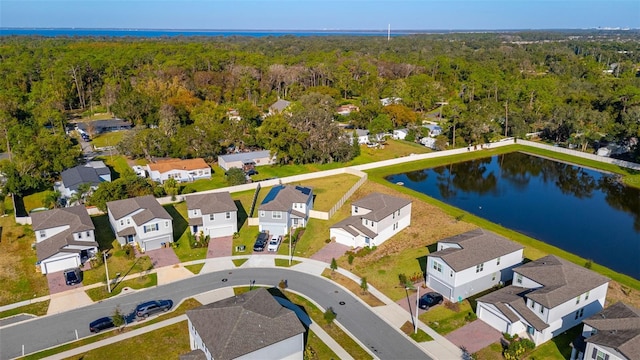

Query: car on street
[135,300,173,318]
[267,235,282,252]
[418,292,443,310]
[63,268,82,286]
[253,232,268,252]
[89,316,115,333]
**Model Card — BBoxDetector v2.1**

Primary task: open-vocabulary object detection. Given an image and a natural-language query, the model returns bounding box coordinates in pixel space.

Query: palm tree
[43,190,62,209]
[69,182,92,206]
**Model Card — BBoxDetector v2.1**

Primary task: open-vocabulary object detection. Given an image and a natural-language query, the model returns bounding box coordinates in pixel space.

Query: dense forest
[0,31,639,195]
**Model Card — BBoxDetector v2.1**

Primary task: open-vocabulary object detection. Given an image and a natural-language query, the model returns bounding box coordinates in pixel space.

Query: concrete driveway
[445,319,502,354]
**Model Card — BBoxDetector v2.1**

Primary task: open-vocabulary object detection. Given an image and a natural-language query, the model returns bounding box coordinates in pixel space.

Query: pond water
[386,152,640,279]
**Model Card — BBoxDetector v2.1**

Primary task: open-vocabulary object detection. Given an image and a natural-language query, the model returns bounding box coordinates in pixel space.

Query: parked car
[245,168,258,176]
[64,268,82,286]
[418,292,443,310]
[253,232,268,252]
[89,316,115,333]
[267,235,282,252]
[135,300,173,318]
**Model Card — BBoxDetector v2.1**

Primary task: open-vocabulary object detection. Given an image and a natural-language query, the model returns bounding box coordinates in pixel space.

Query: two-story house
[476,255,610,346]
[186,192,238,238]
[183,288,305,360]
[570,302,640,360]
[146,158,211,184]
[258,185,313,237]
[426,229,524,302]
[330,193,412,248]
[31,206,98,274]
[107,195,174,252]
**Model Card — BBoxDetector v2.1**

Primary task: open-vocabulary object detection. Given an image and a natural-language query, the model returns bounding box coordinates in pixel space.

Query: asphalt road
[0,268,430,360]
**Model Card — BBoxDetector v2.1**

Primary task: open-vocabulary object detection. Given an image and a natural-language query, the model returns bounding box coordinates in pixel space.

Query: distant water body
[0,28,424,38]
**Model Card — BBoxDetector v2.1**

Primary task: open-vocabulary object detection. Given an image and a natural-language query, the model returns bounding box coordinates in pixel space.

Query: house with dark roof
[268,99,292,115]
[476,255,610,346]
[75,118,132,135]
[184,288,305,360]
[145,158,211,184]
[31,206,98,274]
[186,192,238,238]
[426,229,524,302]
[570,302,640,360]
[217,150,274,171]
[56,161,111,202]
[107,195,173,252]
[330,193,412,248]
[258,185,313,237]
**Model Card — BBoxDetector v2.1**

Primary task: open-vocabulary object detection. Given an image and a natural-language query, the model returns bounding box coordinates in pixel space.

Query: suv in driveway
[418,292,444,310]
[135,300,173,318]
[267,235,281,252]
[63,268,82,286]
[253,232,268,252]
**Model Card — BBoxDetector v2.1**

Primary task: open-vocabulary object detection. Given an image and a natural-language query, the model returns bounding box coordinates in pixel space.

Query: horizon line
[1,27,638,32]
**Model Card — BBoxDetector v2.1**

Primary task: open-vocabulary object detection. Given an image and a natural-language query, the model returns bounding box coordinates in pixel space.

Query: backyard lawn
[164,202,208,263]
[90,131,124,148]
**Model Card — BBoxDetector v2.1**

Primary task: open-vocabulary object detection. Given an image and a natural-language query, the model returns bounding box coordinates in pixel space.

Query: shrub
[464,311,477,322]
[122,244,135,260]
[347,252,355,265]
[398,273,408,286]
[444,301,460,312]
[503,338,534,360]
[324,238,331,243]
[584,259,593,269]
[324,307,336,324]
[409,271,424,283]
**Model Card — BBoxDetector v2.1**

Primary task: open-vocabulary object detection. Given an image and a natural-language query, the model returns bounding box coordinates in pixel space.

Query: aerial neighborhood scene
[0,1,639,359]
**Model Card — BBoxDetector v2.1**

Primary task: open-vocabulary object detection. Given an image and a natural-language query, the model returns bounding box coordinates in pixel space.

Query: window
[585,291,590,300]
[393,222,398,230]
[165,221,169,227]
[592,349,608,360]
[260,211,265,217]
[127,219,130,225]
[39,231,46,238]
[539,304,544,314]
[576,296,580,305]
[450,270,454,277]
[575,308,584,320]
[530,299,535,309]
[226,212,231,219]
[120,220,124,226]
[433,261,442,273]
[272,211,282,219]
[78,232,82,239]
[86,231,90,237]
[476,263,484,273]
[209,214,215,221]
[496,257,501,265]
[193,210,198,215]
[516,274,523,284]
[393,212,395,219]
[527,326,535,335]
[144,223,159,233]
[397,209,400,216]
[492,272,497,281]
[354,206,359,213]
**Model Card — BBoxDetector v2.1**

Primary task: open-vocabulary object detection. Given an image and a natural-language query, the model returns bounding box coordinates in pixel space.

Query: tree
[112,306,126,331]
[163,178,178,201]
[360,277,368,294]
[69,182,92,206]
[323,307,337,325]
[225,167,246,186]
[43,190,62,209]
[330,258,338,274]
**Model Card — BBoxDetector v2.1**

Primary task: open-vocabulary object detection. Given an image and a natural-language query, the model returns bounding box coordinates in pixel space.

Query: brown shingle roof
[147,158,209,173]
[352,193,411,221]
[515,255,610,309]
[186,192,237,215]
[186,288,304,360]
[107,195,171,224]
[429,229,524,272]
[583,302,640,360]
[259,185,312,212]
[32,206,98,261]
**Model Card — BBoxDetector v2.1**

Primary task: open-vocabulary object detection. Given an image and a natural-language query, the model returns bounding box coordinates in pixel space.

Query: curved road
[0,268,430,360]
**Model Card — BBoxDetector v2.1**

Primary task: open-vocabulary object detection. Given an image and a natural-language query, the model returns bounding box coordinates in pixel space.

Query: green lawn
[183,263,204,274]
[22,191,50,212]
[90,131,124,148]
[287,173,361,211]
[0,300,50,319]
[95,155,134,180]
[165,202,207,263]
[419,301,476,335]
[85,273,157,301]
[524,325,582,360]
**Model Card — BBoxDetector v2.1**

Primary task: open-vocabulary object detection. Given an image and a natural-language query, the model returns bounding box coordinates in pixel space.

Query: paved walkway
[445,319,502,354]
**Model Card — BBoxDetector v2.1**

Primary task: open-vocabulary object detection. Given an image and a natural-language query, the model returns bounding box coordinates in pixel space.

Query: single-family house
[258,185,313,237]
[56,161,111,201]
[330,193,411,248]
[393,128,409,140]
[217,150,274,172]
[337,104,359,116]
[423,124,443,137]
[75,118,132,135]
[146,158,211,184]
[31,206,98,274]
[476,255,610,346]
[570,302,640,360]
[353,129,370,144]
[269,99,291,115]
[107,195,174,252]
[380,97,402,106]
[226,108,242,121]
[426,229,524,302]
[186,192,238,238]
[420,136,437,149]
[184,288,305,360]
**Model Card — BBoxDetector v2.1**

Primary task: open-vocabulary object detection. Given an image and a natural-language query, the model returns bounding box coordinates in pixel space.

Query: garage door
[478,304,510,333]
[260,224,286,237]
[330,229,353,247]
[41,255,79,274]
[427,276,453,300]
[206,225,234,238]
[143,235,173,251]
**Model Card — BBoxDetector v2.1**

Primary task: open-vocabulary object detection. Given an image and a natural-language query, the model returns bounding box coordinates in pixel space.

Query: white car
[267,236,281,252]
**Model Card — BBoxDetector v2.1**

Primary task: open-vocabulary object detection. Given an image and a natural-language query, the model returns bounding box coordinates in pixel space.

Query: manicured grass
[286,173,361,211]
[275,259,300,267]
[400,321,434,342]
[165,202,207,263]
[474,342,504,360]
[321,269,385,307]
[524,325,582,360]
[23,298,201,360]
[22,191,50,212]
[419,301,476,335]
[305,329,340,360]
[0,197,49,305]
[94,155,134,180]
[232,258,248,267]
[0,300,50,319]
[90,131,124,148]
[183,263,204,274]
[85,273,157,301]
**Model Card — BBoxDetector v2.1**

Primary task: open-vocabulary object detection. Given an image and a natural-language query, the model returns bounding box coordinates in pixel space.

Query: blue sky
[1,0,638,30]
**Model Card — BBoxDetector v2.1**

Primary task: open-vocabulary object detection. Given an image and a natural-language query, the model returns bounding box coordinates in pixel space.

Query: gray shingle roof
[186,288,305,360]
[514,255,610,309]
[269,99,291,112]
[31,206,97,261]
[352,193,411,222]
[259,185,312,212]
[217,150,271,164]
[179,349,207,360]
[331,215,378,239]
[583,302,640,360]
[60,166,102,191]
[107,195,171,224]
[186,192,237,215]
[429,229,524,272]
[477,285,550,331]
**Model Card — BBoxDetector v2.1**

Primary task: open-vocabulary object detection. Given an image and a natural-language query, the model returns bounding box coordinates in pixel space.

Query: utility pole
[289,226,292,266]
[415,285,420,334]
[504,100,509,137]
[104,251,111,293]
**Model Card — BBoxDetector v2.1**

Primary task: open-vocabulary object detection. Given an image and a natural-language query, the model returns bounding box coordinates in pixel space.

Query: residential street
[0,267,431,360]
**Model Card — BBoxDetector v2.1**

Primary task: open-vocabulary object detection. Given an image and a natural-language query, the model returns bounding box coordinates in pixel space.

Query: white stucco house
[186,192,238,238]
[476,255,610,346]
[145,158,211,184]
[380,97,402,106]
[393,128,409,140]
[107,195,174,252]
[330,193,412,248]
[426,229,524,302]
[31,206,98,274]
[217,150,274,172]
[571,302,640,360]
[184,288,305,360]
[258,185,313,237]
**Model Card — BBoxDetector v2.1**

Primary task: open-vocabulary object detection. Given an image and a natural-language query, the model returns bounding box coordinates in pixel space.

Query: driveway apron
[445,319,502,354]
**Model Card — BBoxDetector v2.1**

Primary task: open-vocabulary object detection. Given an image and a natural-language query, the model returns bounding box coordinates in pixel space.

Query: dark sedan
[418,292,443,310]
[89,317,114,333]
